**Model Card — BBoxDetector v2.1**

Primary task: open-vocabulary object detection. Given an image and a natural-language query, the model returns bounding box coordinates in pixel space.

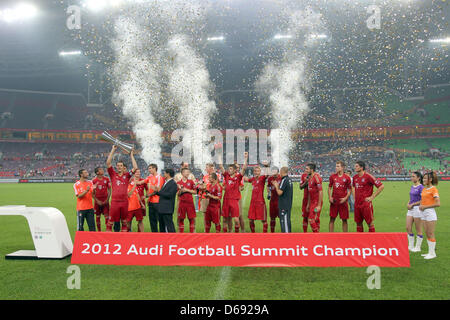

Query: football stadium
[0,0,449,306]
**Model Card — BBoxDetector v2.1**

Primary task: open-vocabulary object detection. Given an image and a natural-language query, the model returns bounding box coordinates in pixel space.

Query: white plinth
[0,206,73,259]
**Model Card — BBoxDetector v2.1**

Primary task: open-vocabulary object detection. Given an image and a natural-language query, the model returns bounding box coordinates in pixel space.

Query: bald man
[271,167,293,233]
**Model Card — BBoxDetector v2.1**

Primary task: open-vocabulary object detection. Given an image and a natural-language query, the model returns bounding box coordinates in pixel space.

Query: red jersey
[307,173,323,204]
[107,167,131,202]
[248,175,267,202]
[223,171,243,200]
[208,183,223,207]
[329,173,352,199]
[352,172,383,204]
[301,172,309,201]
[267,175,281,202]
[177,179,196,202]
[135,178,147,201]
[92,176,111,201]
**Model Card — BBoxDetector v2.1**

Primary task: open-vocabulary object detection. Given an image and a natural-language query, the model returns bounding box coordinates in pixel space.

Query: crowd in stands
[0,140,448,179]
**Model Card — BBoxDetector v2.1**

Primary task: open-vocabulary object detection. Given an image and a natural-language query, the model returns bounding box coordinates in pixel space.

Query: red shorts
[127,208,144,222]
[178,200,196,220]
[221,199,240,218]
[269,200,279,219]
[329,199,349,220]
[308,202,321,220]
[109,201,128,222]
[248,201,267,221]
[301,197,309,218]
[94,202,109,216]
[354,202,374,224]
[205,205,221,224]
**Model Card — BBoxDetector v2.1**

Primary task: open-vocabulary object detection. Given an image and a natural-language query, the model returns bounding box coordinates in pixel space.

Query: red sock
[189,219,195,233]
[215,224,221,233]
[121,220,128,232]
[223,225,228,233]
[96,215,101,231]
[369,226,375,232]
[270,219,276,233]
[104,215,110,231]
[316,218,321,232]
[235,224,240,233]
[303,218,308,232]
[250,220,255,233]
[309,219,319,233]
[205,220,211,233]
[357,225,364,232]
[263,221,268,233]
[178,219,184,233]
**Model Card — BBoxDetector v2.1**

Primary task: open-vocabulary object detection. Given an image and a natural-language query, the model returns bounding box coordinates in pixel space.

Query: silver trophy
[101,131,134,154]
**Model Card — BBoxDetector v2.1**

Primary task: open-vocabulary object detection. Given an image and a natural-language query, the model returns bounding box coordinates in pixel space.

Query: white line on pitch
[213,184,251,300]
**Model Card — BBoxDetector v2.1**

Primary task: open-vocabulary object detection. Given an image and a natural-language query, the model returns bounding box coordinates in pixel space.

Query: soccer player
[419,171,440,259]
[271,167,293,233]
[92,167,111,232]
[267,167,281,232]
[138,164,165,232]
[407,172,424,252]
[74,169,95,231]
[128,168,147,232]
[305,163,323,233]
[346,169,355,212]
[244,165,268,233]
[299,168,309,232]
[204,172,222,233]
[219,152,248,233]
[352,161,384,232]
[176,167,197,233]
[127,173,145,232]
[235,162,246,232]
[328,161,352,232]
[197,163,215,216]
[106,145,138,232]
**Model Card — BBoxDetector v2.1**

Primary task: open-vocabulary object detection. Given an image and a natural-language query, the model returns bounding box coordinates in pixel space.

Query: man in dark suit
[149,168,178,232]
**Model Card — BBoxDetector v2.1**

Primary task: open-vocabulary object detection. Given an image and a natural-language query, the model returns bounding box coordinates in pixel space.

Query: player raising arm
[218,152,248,233]
[244,163,269,233]
[105,145,137,232]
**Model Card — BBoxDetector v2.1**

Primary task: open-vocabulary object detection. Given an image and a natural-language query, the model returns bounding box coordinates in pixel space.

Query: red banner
[71,232,410,267]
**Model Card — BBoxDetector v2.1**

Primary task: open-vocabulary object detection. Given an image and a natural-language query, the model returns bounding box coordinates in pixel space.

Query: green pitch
[0,181,449,300]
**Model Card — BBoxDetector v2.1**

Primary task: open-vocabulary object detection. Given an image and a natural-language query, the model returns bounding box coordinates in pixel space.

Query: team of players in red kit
[74,145,384,233]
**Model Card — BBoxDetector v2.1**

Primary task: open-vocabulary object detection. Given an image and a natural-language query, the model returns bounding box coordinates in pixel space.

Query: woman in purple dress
[406,171,424,252]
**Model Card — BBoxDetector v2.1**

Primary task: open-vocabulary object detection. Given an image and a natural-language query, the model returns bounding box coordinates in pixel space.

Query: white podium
[0,205,73,259]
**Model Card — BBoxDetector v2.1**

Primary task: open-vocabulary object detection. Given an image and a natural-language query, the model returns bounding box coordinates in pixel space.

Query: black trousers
[77,209,96,231]
[148,202,161,232]
[279,208,292,233]
[159,213,175,233]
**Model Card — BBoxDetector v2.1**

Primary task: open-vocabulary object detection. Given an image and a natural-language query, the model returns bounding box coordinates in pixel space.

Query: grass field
[0,181,449,300]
